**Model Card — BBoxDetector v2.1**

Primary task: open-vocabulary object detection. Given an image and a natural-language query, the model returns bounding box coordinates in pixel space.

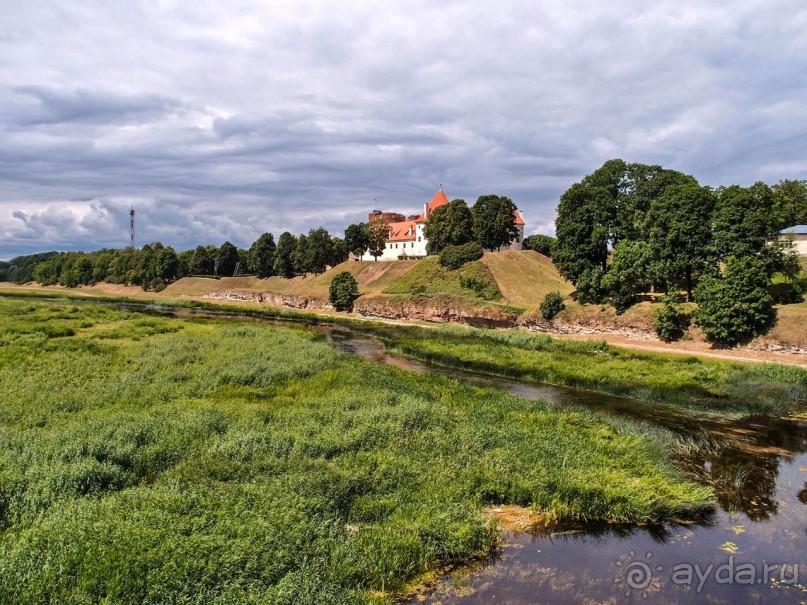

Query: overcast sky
[1,1,805,259]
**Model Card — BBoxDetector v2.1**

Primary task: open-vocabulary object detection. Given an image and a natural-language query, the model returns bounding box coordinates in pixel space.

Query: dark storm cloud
[1,0,805,258]
[10,87,182,126]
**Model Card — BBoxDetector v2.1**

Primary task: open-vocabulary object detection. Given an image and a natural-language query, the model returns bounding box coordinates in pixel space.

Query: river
[58,300,807,603]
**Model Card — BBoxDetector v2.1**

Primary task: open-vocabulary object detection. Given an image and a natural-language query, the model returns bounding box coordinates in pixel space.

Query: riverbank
[0,297,712,604]
[3,289,806,416]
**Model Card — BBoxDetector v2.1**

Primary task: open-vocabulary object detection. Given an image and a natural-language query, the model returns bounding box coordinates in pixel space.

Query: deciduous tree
[367,218,388,261]
[329,271,359,311]
[424,199,474,254]
[250,233,276,278]
[693,256,775,345]
[216,242,239,277]
[274,232,297,278]
[648,182,717,301]
[344,223,369,260]
[472,195,519,252]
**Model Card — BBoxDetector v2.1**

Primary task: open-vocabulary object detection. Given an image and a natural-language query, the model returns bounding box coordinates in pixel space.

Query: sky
[1,0,806,259]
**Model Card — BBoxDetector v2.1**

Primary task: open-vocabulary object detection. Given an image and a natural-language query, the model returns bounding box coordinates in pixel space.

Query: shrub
[693,256,776,346]
[540,291,565,320]
[329,271,359,312]
[575,267,606,304]
[769,281,804,305]
[522,234,556,257]
[438,242,484,270]
[653,292,688,342]
[459,275,500,300]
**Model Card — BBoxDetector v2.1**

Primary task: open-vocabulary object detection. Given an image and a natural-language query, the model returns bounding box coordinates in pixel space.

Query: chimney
[424,203,428,219]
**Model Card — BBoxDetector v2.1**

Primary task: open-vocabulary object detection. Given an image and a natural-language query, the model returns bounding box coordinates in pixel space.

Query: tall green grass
[387,326,807,415]
[0,298,711,603]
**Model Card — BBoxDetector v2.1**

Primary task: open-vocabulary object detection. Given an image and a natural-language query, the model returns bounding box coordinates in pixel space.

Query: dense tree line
[554,159,805,343]
[4,227,348,291]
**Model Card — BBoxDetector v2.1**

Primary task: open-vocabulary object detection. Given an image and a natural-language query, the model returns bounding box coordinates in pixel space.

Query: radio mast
[129,207,136,249]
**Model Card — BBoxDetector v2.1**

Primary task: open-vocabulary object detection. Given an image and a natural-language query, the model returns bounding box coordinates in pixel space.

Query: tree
[176,249,193,278]
[250,233,276,278]
[367,218,388,261]
[216,242,239,277]
[601,240,653,313]
[344,223,369,260]
[155,247,179,282]
[305,228,332,275]
[329,271,359,311]
[648,182,717,301]
[772,179,807,230]
[693,256,776,346]
[292,234,309,276]
[553,181,614,282]
[522,234,555,257]
[329,237,349,266]
[575,266,606,304]
[237,248,251,274]
[540,291,565,320]
[554,159,694,286]
[472,195,519,251]
[189,245,214,275]
[274,232,297,278]
[713,183,775,261]
[424,198,474,254]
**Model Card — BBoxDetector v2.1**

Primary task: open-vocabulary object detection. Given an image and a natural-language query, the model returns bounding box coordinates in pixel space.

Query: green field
[0,297,712,603]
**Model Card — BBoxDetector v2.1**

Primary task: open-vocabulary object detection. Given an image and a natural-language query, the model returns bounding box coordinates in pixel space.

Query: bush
[694,256,776,346]
[522,234,556,257]
[575,267,606,304]
[329,271,359,312]
[540,292,565,320]
[438,242,484,270]
[653,292,688,342]
[769,281,804,305]
[459,275,500,300]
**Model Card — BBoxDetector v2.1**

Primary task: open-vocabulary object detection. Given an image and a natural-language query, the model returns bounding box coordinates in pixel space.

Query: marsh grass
[0,297,711,603]
[388,326,807,415]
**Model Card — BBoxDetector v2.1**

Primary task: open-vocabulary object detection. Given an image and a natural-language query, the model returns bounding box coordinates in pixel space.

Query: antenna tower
[129,207,136,249]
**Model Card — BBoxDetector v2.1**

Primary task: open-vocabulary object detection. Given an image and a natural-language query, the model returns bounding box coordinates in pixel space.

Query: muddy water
[76,301,807,603]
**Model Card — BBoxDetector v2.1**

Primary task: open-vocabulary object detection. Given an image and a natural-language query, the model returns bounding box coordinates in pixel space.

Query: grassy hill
[165,259,418,299]
[164,250,570,309]
[482,250,574,306]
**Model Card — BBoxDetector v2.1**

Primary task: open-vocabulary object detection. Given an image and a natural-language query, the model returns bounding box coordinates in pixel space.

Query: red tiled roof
[386,220,417,242]
[415,189,450,223]
[515,210,525,226]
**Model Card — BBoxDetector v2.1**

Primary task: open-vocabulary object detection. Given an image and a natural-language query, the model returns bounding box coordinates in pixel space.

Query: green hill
[164,250,571,310]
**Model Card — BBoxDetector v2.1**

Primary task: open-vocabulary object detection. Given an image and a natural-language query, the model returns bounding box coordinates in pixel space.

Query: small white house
[371,189,525,261]
[779,225,807,256]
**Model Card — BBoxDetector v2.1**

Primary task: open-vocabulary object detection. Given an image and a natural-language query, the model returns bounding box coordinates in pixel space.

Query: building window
[395,244,398,249]
[516,237,520,243]
[418,236,421,242]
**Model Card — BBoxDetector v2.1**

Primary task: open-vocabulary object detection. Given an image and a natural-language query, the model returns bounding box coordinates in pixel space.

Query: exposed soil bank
[355,294,521,328]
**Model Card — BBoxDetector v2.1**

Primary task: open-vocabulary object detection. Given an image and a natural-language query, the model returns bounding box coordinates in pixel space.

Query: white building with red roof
[370,189,525,261]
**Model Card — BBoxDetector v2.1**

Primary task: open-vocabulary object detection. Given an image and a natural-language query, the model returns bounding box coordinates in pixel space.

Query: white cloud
[1,0,805,258]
